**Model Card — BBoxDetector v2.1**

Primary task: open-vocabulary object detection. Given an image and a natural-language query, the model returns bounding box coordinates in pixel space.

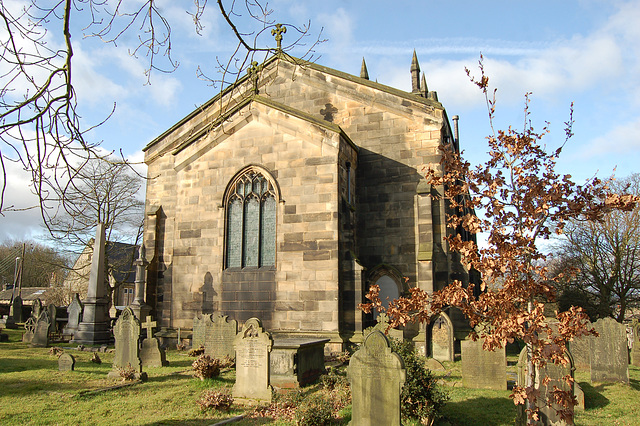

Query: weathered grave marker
[461,338,506,390]
[108,307,146,380]
[430,312,454,362]
[63,294,83,339]
[347,330,406,426]
[11,294,23,323]
[232,318,273,403]
[140,316,168,368]
[569,332,592,371]
[192,313,212,349]
[30,310,51,348]
[630,320,640,367]
[516,348,576,426]
[32,298,42,320]
[58,353,76,371]
[590,317,629,384]
[205,314,238,360]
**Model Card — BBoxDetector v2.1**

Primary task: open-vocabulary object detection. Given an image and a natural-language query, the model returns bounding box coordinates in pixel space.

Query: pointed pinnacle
[421,73,428,96]
[360,58,369,80]
[411,49,420,72]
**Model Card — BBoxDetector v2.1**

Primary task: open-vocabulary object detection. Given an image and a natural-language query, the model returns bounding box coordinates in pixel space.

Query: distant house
[0,286,49,316]
[63,241,138,308]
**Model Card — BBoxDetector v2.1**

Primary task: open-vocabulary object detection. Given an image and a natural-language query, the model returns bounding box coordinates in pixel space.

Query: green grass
[1,329,639,425]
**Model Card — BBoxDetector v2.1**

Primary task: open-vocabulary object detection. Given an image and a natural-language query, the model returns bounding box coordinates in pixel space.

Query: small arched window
[225,167,277,269]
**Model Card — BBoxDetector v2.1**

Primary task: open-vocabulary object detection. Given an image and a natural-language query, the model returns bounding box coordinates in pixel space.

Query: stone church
[142,50,474,352]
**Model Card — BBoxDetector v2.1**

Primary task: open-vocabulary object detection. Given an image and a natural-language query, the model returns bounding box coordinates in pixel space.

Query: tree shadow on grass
[439,396,515,426]
[578,381,610,409]
[629,378,640,392]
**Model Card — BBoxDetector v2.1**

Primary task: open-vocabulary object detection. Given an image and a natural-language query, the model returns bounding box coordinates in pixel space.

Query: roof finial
[360,57,370,80]
[271,24,286,50]
[421,73,428,97]
[411,49,421,94]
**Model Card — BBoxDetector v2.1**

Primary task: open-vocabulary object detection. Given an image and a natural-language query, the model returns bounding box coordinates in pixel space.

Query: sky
[1,0,639,243]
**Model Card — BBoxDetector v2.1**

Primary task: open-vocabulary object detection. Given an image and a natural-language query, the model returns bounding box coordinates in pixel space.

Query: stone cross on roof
[271,23,286,50]
[142,316,157,339]
[247,61,260,94]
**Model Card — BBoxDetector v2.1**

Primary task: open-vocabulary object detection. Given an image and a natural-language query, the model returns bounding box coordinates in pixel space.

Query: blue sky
[1,0,639,242]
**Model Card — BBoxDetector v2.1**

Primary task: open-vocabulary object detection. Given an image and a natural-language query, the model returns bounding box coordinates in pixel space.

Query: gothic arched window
[225,167,277,269]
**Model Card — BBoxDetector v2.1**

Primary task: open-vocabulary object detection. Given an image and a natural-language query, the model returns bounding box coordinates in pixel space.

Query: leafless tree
[0,0,323,225]
[553,174,640,322]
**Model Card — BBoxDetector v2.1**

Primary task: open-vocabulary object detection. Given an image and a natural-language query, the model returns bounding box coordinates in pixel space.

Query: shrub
[90,353,102,364]
[390,339,449,424]
[188,345,205,357]
[320,367,349,391]
[220,354,235,369]
[176,342,187,351]
[294,392,334,426]
[49,347,63,357]
[197,390,233,412]
[192,354,221,380]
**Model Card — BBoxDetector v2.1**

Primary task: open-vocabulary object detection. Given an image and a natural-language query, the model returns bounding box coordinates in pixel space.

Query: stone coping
[272,338,330,349]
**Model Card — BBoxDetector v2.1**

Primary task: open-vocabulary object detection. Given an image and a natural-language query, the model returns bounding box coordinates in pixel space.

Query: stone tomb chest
[270,338,330,388]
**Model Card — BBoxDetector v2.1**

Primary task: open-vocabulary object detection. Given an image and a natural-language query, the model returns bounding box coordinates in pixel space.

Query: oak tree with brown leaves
[363,58,638,424]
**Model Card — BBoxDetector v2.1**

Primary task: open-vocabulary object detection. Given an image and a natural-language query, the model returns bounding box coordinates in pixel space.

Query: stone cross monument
[129,244,151,322]
[73,223,112,345]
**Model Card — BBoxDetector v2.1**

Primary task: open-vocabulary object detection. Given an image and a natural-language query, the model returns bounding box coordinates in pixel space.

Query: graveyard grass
[1,330,640,425]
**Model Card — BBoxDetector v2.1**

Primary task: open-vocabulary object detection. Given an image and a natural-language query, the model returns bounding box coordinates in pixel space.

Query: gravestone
[430,312,454,362]
[47,303,57,336]
[192,314,213,349]
[205,314,238,360]
[232,318,273,403]
[630,320,640,367]
[30,310,51,347]
[590,317,629,384]
[108,307,146,380]
[347,330,406,426]
[569,333,592,371]
[368,313,403,341]
[63,294,83,338]
[58,353,76,371]
[140,316,168,368]
[516,348,576,426]
[11,295,23,323]
[32,298,43,320]
[461,338,506,390]
[22,317,36,343]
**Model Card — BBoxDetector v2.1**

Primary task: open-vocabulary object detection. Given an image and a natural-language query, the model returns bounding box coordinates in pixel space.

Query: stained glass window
[225,168,277,268]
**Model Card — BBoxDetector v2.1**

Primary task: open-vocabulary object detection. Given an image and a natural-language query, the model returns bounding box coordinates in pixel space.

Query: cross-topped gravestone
[140,315,168,368]
[233,318,273,403]
[430,312,454,362]
[368,312,403,341]
[347,330,406,426]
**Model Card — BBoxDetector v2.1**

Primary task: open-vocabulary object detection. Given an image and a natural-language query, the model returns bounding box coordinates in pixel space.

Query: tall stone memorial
[461,338,507,390]
[205,314,238,360]
[430,312,454,362]
[347,330,406,426]
[74,223,112,345]
[232,318,273,403]
[109,307,146,380]
[129,245,151,322]
[590,317,629,384]
[11,294,23,323]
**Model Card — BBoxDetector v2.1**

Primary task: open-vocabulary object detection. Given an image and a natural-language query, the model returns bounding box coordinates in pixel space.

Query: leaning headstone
[430,312,454,362]
[46,303,57,336]
[58,353,76,371]
[347,330,406,426]
[629,320,640,367]
[30,311,51,348]
[590,317,629,384]
[192,313,213,349]
[63,294,83,338]
[108,307,146,380]
[516,348,575,426]
[140,316,168,368]
[232,318,273,403]
[461,338,506,390]
[205,314,238,360]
